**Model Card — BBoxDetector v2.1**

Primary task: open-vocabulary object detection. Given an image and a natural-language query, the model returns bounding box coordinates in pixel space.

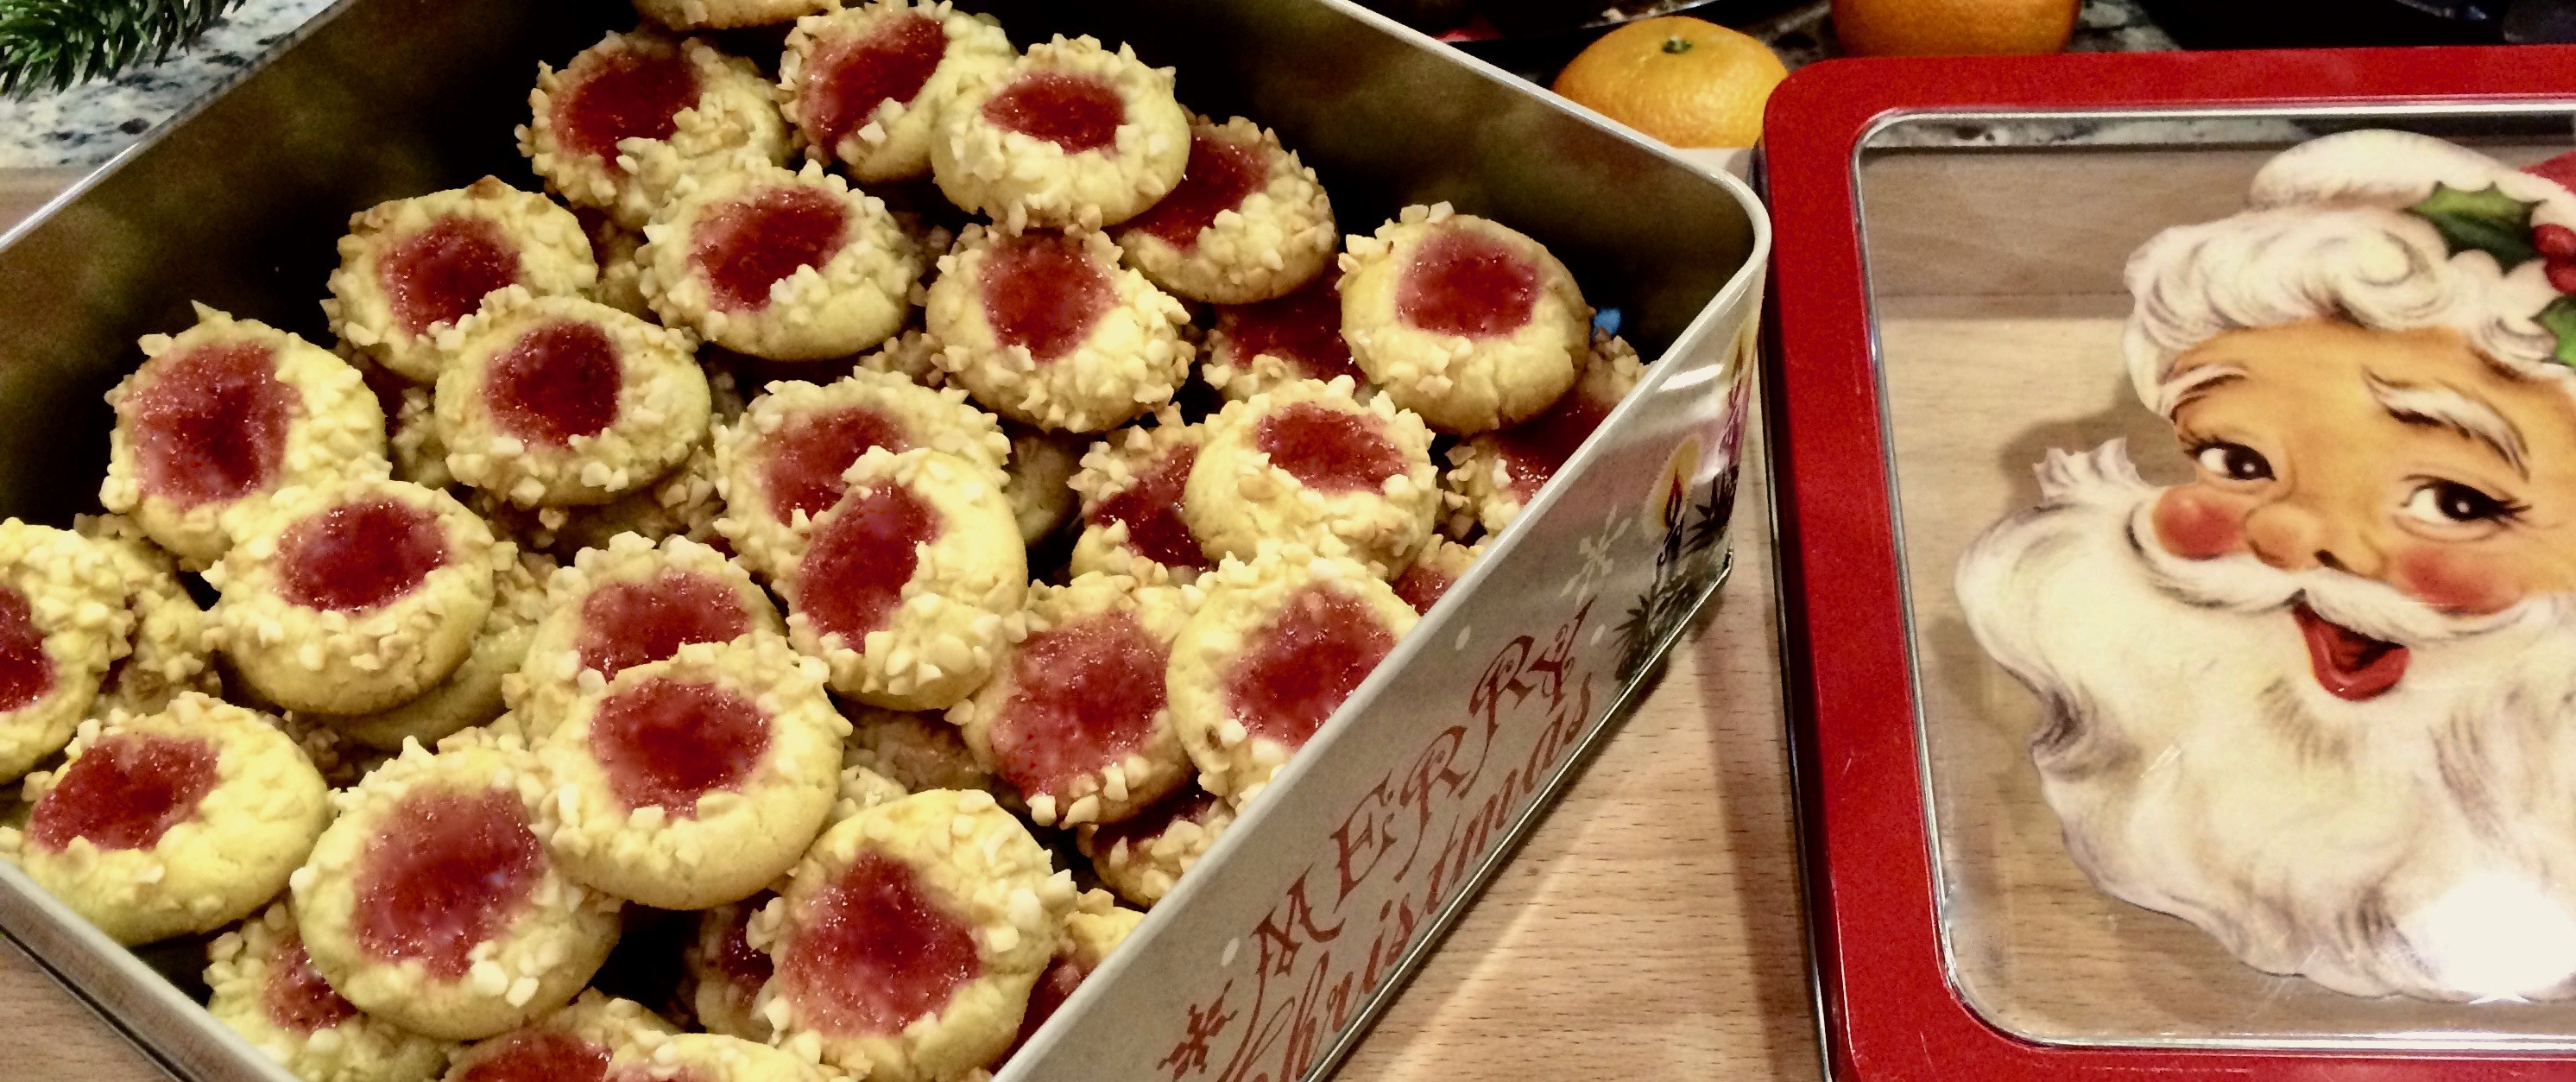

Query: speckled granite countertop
[0,0,338,169]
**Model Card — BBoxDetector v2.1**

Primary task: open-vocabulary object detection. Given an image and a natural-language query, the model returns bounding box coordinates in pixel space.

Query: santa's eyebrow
[2368,375,2528,477]
[2159,364,2245,415]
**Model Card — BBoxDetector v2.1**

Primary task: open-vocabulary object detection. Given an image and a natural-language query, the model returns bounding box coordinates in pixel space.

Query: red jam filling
[795,485,938,642]
[1122,131,1266,249]
[713,891,777,993]
[1011,953,1093,1053]
[764,406,910,523]
[263,936,357,1035]
[1490,389,1612,500]
[0,585,53,712]
[1223,585,1394,749]
[803,13,948,151]
[382,215,522,337]
[575,571,753,680]
[690,186,850,313]
[782,851,981,1035]
[989,611,1166,796]
[458,1029,612,1082]
[1392,562,1456,615]
[486,320,622,446]
[26,733,219,852]
[1253,402,1404,495]
[350,788,543,979]
[981,71,1124,153]
[981,232,1115,363]
[554,44,700,166]
[590,677,771,815]
[1215,271,1359,383]
[1084,443,1205,571]
[277,497,448,612]
[128,340,294,509]
[1397,227,1539,339]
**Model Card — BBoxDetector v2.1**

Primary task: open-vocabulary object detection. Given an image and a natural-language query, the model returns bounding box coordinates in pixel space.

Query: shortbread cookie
[17,694,329,944]
[481,445,727,560]
[0,524,136,781]
[635,0,830,31]
[309,550,552,752]
[775,448,1026,711]
[1201,269,1370,402]
[780,1,1014,184]
[433,290,711,509]
[640,160,922,362]
[711,370,1008,578]
[1075,784,1229,909]
[1447,330,1645,534]
[1116,117,1335,305]
[1169,551,1417,803]
[536,637,846,910]
[506,535,783,741]
[1180,377,1438,575]
[751,789,1075,1082]
[683,890,780,1042]
[206,901,452,1082]
[581,209,655,320]
[294,743,622,1041]
[1392,535,1481,615]
[209,478,501,716]
[102,307,389,567]
[1001,425,1085,546]
[931,36,1190,231]
[75,515,215,719]
[953,574,1191,826]
[616,1032,830,1082]
[925,226,1192,433]
[1340,204,1590,433]
[1012,889,1142,1052]
[522,33,792,229]
[326,180,599,384]
[1068,414,1209,585]
[842,703,1001,797]
[826,762,911,826]
[390,387,455,491]
[441,990,677,1082]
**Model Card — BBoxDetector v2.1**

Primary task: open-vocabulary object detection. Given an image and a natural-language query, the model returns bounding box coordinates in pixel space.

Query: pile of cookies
[0,3,1645,1080]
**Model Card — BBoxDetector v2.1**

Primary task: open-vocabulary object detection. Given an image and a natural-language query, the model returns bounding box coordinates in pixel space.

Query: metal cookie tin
[0,1,1766,1079]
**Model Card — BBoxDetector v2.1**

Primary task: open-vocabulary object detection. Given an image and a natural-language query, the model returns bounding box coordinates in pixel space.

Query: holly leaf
[2410,182,2543,272]
[2539,294,2576,368]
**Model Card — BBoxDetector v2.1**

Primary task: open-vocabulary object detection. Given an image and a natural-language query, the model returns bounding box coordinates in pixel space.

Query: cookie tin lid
[1764,45,2576,1079]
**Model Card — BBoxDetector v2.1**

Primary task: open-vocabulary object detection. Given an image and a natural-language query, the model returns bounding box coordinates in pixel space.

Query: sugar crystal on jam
[980,232,1114,363]
[796,485,938,642]
[590,677,770,815]
[989,611,1166,794]
[690,187,851,313]
[1085,443,1205,570]
[350,788,543,979]
[1216,272,1358,383]
[781,851,980,1035]
[1491,392,1612,500]
[0,585,53,712]
[382,215,522,337]
[1397,228,1539,339]
[1123,131,1266,249]
[803,14,948,152]
[457,1029,612,1082]
[1392,562,1456,615]
[128,340,294,509]
[487,320,623,446]
[575,571,753,680]
[277,498,448,613]
[1253,402,1404,495]
[982,72,1124,153]
[262,935,358,1035]
[27,732,219,852]
[764,406,910,523]
[1222,585,1393,748]
[555,46,700,168]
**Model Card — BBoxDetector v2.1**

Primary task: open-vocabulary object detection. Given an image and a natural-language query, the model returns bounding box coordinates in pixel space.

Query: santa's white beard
[1957,440,2576,1002]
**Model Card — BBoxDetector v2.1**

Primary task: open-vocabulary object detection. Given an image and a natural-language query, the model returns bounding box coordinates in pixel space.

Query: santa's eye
[2402,480,2522,527]
[2194,442,2272,483]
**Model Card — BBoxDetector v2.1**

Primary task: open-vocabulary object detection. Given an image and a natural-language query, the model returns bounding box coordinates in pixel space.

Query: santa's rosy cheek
[2151,486,2247,560]
[2391,545,2521,616]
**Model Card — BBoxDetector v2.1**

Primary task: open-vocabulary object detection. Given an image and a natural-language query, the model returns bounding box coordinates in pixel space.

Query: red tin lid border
[1763,45,2576,1081]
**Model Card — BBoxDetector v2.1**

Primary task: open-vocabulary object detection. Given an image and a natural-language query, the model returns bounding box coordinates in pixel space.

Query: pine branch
[0,0,242,99]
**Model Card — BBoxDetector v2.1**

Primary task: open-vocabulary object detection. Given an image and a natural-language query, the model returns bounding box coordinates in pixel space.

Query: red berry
[2538,223,2576,260]
[2546,257,2576,294]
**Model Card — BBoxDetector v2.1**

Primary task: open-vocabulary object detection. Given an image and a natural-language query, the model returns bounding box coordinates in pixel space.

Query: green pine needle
[0,0,243,99]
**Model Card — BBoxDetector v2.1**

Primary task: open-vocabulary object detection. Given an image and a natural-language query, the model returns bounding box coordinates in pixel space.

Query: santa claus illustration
[1958,130,2576,1002]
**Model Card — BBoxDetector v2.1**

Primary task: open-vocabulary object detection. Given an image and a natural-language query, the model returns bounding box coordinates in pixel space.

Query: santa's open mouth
[2293,603,2409,701]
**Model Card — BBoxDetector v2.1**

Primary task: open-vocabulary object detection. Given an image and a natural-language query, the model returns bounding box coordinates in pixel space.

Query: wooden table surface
[0,169,1823,1082]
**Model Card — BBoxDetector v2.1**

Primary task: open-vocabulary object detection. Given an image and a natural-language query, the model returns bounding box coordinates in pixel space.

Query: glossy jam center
[27,733,219,852]
[576,571,753,680]
[1253,402,1404,495]
[1085,443,1204,571]
[764,406,909,523]
[990,611,1166,795]
[1392,562,1457,615]
[350,788,543,979]
[1396,228,1539,339]
[487,320,622,446]
[981,71,1124,153]
[458,1029,612,1082]
[1216,272,1358,383]
[783,851,981,1035]
[590,678,771,815]
[1223,585,1394,749]
[981,233,1115,363]
[381,215,522,337]
[715,891,777,992]
[128,340,294,509]
[796,485,938,641]
[1491,391,1612,500]
[0,585,53,712]
[691,186,850,313]
[278,497,448,612]
[556,45,700,165]
[1124,132,1266,248]
[263,936,357,1035]
[805,13,948,150]
[1012,954,1092,1053]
